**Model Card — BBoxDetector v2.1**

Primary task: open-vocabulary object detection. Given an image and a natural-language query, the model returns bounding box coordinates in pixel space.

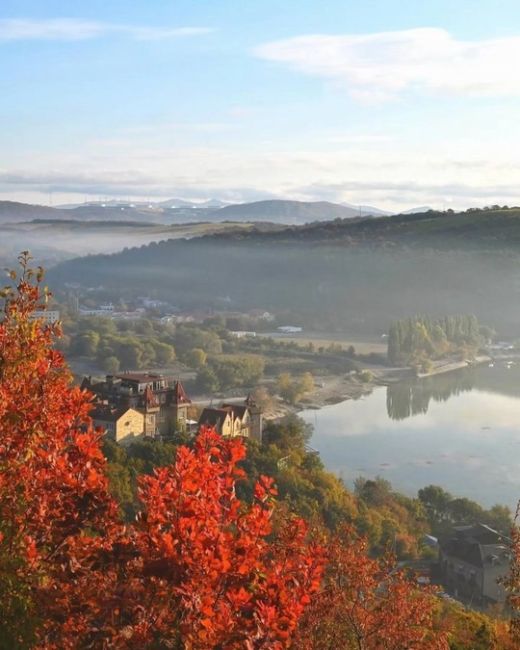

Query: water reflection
[386,362,520,421]
[386,368,477,420]
[302,362,520,509]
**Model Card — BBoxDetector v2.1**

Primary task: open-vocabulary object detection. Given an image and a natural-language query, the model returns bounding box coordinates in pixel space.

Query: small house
[439,523,511,606]
[92,406,145,444]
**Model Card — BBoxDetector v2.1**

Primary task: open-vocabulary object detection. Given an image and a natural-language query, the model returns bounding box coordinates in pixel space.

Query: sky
[3,0,520,211]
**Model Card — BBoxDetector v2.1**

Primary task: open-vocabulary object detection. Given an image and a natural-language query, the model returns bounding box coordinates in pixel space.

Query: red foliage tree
[0,253,324,649]
[0,253,117,647]
[292,528,449,650]
[504,503,520,647]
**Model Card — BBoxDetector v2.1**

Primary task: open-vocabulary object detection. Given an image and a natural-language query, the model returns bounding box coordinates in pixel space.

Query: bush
[358,369,374,383]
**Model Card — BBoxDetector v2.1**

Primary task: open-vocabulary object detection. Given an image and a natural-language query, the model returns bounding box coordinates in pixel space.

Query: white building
[30,310,60,324]
[230,331,257,338]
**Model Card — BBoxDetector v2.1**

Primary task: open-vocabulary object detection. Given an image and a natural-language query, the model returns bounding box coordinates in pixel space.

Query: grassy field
[259,332,387,355]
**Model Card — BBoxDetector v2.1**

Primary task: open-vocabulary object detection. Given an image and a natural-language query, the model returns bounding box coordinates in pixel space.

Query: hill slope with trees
[1,254,518,648]
[48,207,520,336]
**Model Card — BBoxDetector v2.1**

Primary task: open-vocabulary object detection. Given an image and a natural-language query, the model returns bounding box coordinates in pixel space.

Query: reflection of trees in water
[386,368,476,420]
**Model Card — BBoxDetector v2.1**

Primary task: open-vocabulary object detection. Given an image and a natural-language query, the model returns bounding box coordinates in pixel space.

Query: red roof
[144,385,159,407]
[173,380,191,404]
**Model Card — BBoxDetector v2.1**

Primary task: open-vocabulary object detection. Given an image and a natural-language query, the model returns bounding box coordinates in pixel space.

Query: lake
[301,362,520,510]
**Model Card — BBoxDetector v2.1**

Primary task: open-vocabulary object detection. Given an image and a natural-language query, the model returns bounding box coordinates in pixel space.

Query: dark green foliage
[101,436,187,518]
[262,415,313,450]
[47,206,520,339]
[207,354,265,390]
[195,365,220,393]
[67,318,177,371]
[175,325,222,355]
[418,484,512,537]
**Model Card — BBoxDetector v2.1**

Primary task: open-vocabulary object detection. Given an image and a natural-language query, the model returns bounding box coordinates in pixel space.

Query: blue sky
[2,0,520,210]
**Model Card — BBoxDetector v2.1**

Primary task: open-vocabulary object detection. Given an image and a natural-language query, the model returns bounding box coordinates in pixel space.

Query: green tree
[102,355,120,374]
[151,340,175,366]
[117,338,144,370]
[196,366,220,393]
[185,347,207,369]
[210,355,264,389]
[418,484,453,527]
[74,330,100,356]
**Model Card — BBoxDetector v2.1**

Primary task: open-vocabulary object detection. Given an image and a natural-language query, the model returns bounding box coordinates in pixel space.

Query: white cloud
[0,18,214,42]
[4,148,520,210]
[5,124,520,210]
[254,28,520,101]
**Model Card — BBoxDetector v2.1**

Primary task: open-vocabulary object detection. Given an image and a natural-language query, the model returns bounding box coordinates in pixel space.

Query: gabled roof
[80,376,92,391]
[91,406,137,423]
[441,523,511,569]
[173,380,191,404]
[144,385,159,407]
[221,403,249,419]
[453,523,509,545]
[199,407,231,427]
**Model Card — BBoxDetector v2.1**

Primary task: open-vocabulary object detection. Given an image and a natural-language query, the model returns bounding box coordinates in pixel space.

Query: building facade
[439,523,510,606]
[82,372,191,438]
[91,406,144,444]
[30,310,60,324]
[198,394,262,441]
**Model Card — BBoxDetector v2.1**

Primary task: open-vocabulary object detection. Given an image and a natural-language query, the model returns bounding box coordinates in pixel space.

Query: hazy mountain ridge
[211,199,381,222]
[0,198,391,226]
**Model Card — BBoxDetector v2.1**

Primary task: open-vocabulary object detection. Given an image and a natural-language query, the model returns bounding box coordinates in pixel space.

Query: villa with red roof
[82,372,191,438]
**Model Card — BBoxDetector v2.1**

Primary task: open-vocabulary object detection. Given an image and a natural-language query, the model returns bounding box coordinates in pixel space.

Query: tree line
[387,314,485,369]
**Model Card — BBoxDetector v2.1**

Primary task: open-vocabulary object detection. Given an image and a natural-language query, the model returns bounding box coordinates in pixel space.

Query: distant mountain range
[0,198,433,226]
[210,200,382,223]
[58,198,231,210]
[0,201,164,225]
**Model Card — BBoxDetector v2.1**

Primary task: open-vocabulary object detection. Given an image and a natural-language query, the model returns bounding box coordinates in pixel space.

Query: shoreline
[263,354,493,421]
[415,354,491,379]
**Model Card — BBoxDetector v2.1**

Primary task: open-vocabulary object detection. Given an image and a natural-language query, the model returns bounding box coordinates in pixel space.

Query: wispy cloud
[0,18,214,42]
[296,179,520,200]
[254,28,520,102]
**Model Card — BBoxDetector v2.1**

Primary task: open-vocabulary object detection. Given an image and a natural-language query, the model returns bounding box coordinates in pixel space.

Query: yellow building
[198,396,262,441]
[92,406,145,444]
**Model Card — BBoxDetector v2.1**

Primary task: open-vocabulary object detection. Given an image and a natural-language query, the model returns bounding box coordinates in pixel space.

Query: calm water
[301,363,520,509]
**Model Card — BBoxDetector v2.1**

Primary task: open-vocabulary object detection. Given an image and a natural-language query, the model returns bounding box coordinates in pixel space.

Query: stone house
[91,406,144,444]
[439,523,511,606]
[82,372,191,438]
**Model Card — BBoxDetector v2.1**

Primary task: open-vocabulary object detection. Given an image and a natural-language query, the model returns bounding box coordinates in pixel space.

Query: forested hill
[210,206,520,250]
[48,205,520,336]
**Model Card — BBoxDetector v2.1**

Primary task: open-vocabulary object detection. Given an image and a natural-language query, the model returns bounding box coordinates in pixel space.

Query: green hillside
[215,206,520,250]
[46,207,520,337]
